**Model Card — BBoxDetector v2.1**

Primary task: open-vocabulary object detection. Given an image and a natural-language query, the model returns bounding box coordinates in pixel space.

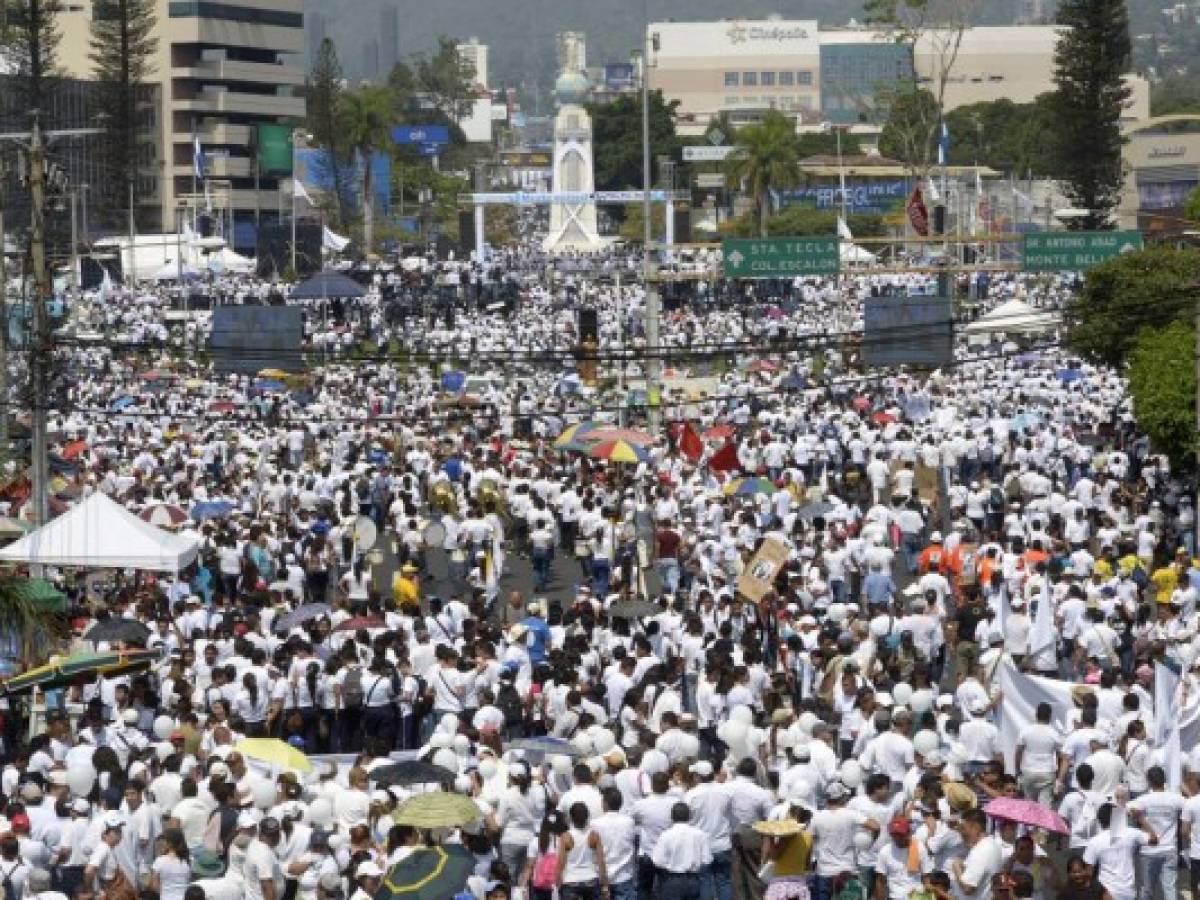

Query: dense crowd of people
[0,247,1190,900]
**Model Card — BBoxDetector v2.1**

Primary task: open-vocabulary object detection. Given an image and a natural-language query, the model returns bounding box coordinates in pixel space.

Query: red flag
[678,422,704,463]
[906,185,930,237]
[708,439,740,473]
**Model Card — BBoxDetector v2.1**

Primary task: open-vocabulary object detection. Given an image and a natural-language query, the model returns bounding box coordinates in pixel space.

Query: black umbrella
[85,618,152,645]
[370,759,456,788]
[796,501,835,521]
[290,270,366,301]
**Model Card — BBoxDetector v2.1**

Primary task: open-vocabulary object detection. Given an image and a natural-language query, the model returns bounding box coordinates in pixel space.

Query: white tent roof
[964,298,1060,335]
[0,492,199,572]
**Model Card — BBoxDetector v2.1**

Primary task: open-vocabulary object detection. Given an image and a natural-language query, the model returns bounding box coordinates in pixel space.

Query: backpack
[532,850,558,890]
[497,682,525,727]
[342,666,366,709]
[989,486,1005,511]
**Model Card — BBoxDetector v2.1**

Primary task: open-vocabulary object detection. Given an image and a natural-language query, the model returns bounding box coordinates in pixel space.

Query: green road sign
[1022,230,1143,272]
[722,236,840,278]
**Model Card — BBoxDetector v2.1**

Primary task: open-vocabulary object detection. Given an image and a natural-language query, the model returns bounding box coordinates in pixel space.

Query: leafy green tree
[1128,321,1197,467]
[795,130,864,159]
[1185,185,1200,225]
[2,0,63,112]
[1065,246,1200,366]
[619,203,666,243]
[942,96,1062,176]
[415,37,477,121]
[1151,75,1200,116]
[727,111,801,238]
[588,91,681,194]
[878,89,941,167]
[307,38,351,229]
[1051,0,1132,230]
[90,0,157,228]
[342,85,394,255]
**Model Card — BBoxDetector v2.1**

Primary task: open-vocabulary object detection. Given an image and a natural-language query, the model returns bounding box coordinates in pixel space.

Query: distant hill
[310,0,1171,99]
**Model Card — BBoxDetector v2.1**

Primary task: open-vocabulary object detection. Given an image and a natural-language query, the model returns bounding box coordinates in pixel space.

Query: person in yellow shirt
[762,801,813,899]
[392,562,420,611]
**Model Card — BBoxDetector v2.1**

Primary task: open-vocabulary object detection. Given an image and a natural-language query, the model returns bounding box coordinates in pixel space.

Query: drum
[422,519,447,549]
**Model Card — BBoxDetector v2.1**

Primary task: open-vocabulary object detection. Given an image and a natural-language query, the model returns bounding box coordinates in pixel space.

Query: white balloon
[910,690,934,714]
[551,755,573,776]
[716,722,732,744]
[66,764,95,798]
[680,734,700,759]
[153,715,174,741]
[479,759,498,780]
[853,830,874,851]
[572,733,595,756]
[776,728,795,751]
[439,714,459,733]
[840,761,863,789]
[591,730,616,755]
[429,733,452,750]
[892,683,914,706]
[452,735,471,752]
[307,798,333,828]
[730,706,753,726]
[433,748,461,773]
[798,712,819,736]
[913,730,941,756]
[252,779,276,810]
[724,723,749,757]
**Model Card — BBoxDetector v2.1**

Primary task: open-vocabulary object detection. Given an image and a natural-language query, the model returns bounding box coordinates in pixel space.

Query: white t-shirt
[1083,830,1147,900]
[876,839,932,900]
[242,839,284,900]
[1016,723,1062,775]
[1182,795,1200,860]
[1127,791,1184,858]
[954,836,1001,900]
[809,806,868,878]
[152,854,192,900]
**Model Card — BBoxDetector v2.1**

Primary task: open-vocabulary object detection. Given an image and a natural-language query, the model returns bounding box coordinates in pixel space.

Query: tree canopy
[1128,321,1197,467]
[941,96,1062,176]
[588,91,681,194]
[727,111,802,237]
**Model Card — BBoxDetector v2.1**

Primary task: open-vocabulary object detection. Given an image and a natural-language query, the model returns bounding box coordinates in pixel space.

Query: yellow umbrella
[235,738,313,773]
[184,378,205,389]
[553,421,600,448]
[258,368,289,378]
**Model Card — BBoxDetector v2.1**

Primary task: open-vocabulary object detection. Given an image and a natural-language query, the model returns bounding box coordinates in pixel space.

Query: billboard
[604,63,635,90]
[211,307,305,374]
[255,124,294,176]
[776,179,908,215]
[862,295,954,369]
[392,125,450,146]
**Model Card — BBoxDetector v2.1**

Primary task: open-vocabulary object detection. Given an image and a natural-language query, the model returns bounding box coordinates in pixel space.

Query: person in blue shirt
[521,601,552,667]
[862,561,896,607]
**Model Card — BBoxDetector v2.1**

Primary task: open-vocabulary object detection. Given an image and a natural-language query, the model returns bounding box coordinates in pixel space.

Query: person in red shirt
[655,521,683,594]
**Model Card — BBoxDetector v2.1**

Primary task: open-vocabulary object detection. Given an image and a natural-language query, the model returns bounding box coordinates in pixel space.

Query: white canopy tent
[964,298,1060,346]
[0,493,199,572]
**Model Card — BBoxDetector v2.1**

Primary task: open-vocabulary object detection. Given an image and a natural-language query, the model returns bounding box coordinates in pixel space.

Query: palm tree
[341,85,394,255]
[727,111,802,237]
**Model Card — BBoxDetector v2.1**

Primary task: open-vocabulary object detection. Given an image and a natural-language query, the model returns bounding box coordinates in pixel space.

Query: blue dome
[554,72,591,104]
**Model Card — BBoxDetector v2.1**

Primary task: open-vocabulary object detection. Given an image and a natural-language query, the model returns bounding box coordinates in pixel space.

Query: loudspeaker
[256,220,322,277]
[933,205,946,236]
[459,211,475,255]
[673,208,691,244]
[578,308,599,344]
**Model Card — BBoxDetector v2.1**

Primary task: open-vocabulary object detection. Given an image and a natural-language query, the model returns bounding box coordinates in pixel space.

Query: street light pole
[641,0,661,433]
[29,114,50,527]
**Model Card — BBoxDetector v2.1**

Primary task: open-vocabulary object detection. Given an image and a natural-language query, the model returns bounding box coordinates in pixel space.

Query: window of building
[167,2,303,27]
[724,71,739,87]
[760,71,775,86]
[779,71,795,87]
[796,70,813,86]
[742,71,757,87]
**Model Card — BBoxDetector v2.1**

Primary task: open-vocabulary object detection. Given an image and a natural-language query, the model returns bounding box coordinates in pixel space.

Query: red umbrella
[585,427,654,446]
[871,411,897,425]
[334,616,386,633]
[61,440,88,460]
[208,401,236,414]
[746,359,778,374]
[704,424,736,440]
[140,369,172,382]
[851,395,871,412]
[140,504,188,528]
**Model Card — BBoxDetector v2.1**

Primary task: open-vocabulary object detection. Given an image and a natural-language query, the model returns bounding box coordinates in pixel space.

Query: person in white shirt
[950,809,1002,900]
[1127,767,1184,900]
[810,782,880,894]
[1083,802,1159,900]
[875,816,933,900]
[651,803,712,900]
[683,761,734,900]
[591,788,637,900]
[1015,703,1062,805]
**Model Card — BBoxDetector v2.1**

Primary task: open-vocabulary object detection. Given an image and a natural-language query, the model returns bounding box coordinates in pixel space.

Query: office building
[458,37,489,89]
[456,38,494,143]
[1119,114,1200,233]
[647,19,1149,135]
[380,6,400,78]
[57,0,305,245]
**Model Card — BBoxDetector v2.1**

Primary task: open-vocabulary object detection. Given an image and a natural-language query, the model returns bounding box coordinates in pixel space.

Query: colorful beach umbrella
[585,427,654,445]
[139,504,188,528]
[553,421,600,448]
[723,477,777,497]
[586,439,649,464]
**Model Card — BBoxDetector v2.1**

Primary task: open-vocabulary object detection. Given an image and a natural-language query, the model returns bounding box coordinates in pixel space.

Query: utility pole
[641,6,661,434]
[29,114,50,527]
[69,189,79,292]
[0,207,7,462]
[127,177,137,285]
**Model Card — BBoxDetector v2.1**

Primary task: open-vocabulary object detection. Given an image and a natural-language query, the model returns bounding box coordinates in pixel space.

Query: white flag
[926,177,941,205]
[294,178,314,205]
[836,216,853,242]
[1155,662,1183,790]
[1028,575,1055,661]
[322,226,351,253]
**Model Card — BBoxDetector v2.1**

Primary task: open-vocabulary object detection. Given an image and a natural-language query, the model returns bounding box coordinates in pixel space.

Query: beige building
[1118,115,1200,233]
[647,19,1149,135]
[58,0,305,240]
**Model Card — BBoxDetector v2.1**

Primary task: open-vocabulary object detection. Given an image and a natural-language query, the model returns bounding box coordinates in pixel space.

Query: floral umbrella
[585,439,649,464]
